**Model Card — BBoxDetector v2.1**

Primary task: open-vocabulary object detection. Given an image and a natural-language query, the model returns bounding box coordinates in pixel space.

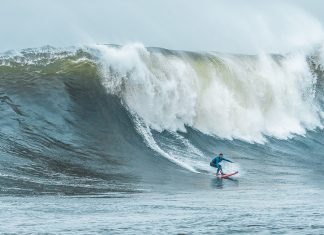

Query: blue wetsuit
[210,155,233,173]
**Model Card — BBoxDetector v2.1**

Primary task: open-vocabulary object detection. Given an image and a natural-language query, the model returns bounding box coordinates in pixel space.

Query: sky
[1,0,324,53]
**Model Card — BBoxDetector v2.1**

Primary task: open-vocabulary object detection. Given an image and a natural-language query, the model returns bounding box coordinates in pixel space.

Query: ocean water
[0,44,324,234]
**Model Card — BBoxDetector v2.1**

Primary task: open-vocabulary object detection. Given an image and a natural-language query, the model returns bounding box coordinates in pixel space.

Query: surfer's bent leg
[217,165,223,174]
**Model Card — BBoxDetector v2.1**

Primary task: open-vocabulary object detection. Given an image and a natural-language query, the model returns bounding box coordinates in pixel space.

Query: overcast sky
[1,0,324,53]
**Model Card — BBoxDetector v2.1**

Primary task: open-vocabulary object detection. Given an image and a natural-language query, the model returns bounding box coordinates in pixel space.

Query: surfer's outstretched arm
[223,157,234,163]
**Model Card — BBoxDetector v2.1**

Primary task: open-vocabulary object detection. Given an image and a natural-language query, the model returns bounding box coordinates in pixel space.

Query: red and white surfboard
[217,171,238,179]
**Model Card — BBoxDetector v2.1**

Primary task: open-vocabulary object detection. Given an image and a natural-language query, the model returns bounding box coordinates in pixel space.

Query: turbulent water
[1,44,324,234]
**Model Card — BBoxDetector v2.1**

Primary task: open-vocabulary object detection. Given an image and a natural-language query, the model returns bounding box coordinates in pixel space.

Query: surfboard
[217,171,238,179]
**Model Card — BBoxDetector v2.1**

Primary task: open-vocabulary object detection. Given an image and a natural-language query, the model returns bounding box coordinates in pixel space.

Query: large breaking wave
[95,44,323,142]
[0,44,324,194]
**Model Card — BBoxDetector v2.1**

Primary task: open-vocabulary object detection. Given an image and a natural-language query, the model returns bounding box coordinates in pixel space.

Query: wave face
[0,44,324,194]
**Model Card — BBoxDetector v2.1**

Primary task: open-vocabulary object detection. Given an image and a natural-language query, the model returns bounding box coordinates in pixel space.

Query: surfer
[210,153,234,175]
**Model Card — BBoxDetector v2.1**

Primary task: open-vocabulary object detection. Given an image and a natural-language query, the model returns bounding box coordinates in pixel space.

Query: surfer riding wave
[210,153,234,175]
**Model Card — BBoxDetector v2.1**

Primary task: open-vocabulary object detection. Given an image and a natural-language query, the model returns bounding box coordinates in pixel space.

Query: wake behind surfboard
[217,171,238,179]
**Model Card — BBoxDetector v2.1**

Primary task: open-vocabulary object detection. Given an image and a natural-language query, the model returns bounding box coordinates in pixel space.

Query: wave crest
[94,44,323,143]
